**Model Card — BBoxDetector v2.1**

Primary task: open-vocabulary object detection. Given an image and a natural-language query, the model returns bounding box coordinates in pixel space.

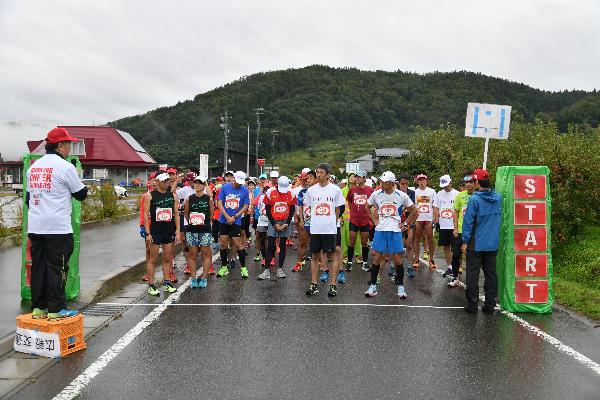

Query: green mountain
[108,65,594,166]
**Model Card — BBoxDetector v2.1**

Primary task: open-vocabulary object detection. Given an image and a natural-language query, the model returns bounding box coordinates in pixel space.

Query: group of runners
[139,161,500,311]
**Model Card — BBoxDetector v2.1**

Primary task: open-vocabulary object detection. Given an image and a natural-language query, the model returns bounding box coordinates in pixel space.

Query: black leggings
[258,231,267,258]
[211,219,220,243]
[266,236,287,269]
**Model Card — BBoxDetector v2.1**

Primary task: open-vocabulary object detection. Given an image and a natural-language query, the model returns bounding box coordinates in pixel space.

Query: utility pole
[271,129,278,171]
[253,108,264,176]
[246,123,250,175]
[220,111,230,174]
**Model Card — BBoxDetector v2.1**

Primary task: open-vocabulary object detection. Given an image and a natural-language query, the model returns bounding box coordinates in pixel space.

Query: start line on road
[47,251,600,400]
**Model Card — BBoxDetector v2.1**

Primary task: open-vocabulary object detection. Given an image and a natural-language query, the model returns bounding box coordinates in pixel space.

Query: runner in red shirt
[346,170,374,271]
[258,176,297,280]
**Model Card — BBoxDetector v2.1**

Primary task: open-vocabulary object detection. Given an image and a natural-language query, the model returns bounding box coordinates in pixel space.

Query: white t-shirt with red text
[26,154,85,234]
[414,187,437,222]
[436,188,459,229]
[304,183,345,235]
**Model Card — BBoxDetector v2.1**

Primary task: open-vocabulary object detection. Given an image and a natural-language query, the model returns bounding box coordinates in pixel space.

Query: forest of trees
[109,65,598,165]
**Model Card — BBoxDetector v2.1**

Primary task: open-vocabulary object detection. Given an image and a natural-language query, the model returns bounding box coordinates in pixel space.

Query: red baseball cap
[216,176,224,181]
[185,171,197,182]
[166,168,177,174]
[148,172,157,179]
[473,168,490,181]
[45,128,78,144]
[416,174,428,180]
[299,172,308,180]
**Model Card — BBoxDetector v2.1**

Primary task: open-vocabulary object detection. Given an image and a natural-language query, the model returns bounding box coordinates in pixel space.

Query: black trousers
[450,234,463,279]
[465,250,498,309]
[28,233,74,313]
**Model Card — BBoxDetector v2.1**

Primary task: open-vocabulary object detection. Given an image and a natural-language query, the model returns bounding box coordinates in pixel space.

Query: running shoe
[412,260,420,271]
[254,254,262,262]
[428,260,437,270]
[397,285,407,299]
[258,269,271,280]
[47,309,78,320]
[190,278,198,288]
[423,251,429,260]
[32,308,48,319]
[301,259,306,266]
[142,274,149,282]
[407,266,416,278]
[169,271,178,283]
[327,284,337,297]
[217,266,229,277]
[163,282,177,293]
[448,278,462,288]
[276,268,286,278]
[337,270,346,284]
[306,283,319,295]
[365,284,377,297]
[240,266,249,279]
[209,264,215,275]
[320,270,330,282]
[292,262,302,272]
[147,285,160,296]
[442,267,452,277]
[184,264,191,275]
[198,278,208,288]
[361,263,370,272]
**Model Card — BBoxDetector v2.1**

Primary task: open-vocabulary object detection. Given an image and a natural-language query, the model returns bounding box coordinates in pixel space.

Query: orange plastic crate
[16,313,86,357]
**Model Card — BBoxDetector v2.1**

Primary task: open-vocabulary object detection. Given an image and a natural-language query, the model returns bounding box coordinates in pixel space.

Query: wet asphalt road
[12,246,600,400]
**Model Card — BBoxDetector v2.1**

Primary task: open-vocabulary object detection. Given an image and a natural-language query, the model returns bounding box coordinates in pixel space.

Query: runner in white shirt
[26,128,88,320]
[304,163,345,297]
[413,174,439,270]
[436,175,459,277]
[364,172,417,298]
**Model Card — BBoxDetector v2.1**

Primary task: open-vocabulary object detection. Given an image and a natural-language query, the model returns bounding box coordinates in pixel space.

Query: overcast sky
[1,0,598,160]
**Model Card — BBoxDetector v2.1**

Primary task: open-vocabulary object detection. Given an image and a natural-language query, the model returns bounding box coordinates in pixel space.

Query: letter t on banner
[465,103,512,169]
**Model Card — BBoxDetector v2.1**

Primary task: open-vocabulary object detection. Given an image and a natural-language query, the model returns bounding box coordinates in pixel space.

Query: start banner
[496,166,553,313]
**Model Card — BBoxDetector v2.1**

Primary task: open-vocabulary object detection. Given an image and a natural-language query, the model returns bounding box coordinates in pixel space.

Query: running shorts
[150,232,175,245]
[438,229,453,246]
[219,222,242,238]
[372,231,405,254]
[186,232,213,247]
[349,222,370,233]
[310,234,336,254]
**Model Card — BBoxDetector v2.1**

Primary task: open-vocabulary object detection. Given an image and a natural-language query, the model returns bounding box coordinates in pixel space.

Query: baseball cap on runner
[356,170,367,178]
[463,174,474,182]
[234,171,246,185]
[45,127,79,144]
[270,170,280,178]
[156,173,170,182]
[439,174,451,188]
[299,172,308,180]
[186,171,197,182]
[166,168,177,174]
[416,173,428,180]
[472,168,490,181]
[301,167,310,174]
[193,175,205,184]
[225,171,234,177]
[259,173,268,180]
[380,171,396,182]
[277,176,291,193]
[148,172,157,179]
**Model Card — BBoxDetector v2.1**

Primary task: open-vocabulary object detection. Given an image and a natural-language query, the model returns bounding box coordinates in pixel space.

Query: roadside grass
[553,225,600,321]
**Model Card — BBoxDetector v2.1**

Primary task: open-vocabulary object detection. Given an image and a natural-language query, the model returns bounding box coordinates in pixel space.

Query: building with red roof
[1,126,156,186]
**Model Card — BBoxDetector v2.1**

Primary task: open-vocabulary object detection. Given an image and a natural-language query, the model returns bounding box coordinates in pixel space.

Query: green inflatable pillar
[495,166,553,313]
[21,154,82,301]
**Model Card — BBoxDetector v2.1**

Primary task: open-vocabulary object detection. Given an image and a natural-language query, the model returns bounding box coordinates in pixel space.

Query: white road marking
[52,254,217,400]
[429,260,600,377]
[97,302,465,309]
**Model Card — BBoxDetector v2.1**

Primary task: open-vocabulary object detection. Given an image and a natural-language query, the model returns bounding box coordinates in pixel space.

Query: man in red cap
[461,168,502,314]
[26,128,88,320]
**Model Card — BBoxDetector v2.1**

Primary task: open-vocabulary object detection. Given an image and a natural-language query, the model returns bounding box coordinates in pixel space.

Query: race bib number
[274,201,288,214]
[156,207,173,222]
[225,198,240,210]
[380,204,398,217]
[418,203,431,214]
[440,209,453,219]
[354,194,368,205]
[189,212,206,225]
[315,203,331,216]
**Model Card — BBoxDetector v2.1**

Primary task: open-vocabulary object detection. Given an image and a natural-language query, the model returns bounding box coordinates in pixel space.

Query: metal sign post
[199,153,209,180]
[465,103,512,169]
